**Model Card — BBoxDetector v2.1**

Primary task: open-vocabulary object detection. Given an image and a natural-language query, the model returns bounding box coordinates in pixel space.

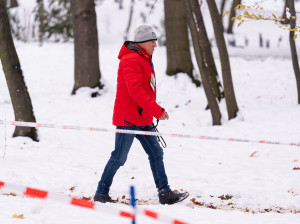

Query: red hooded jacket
[112,41,164,126]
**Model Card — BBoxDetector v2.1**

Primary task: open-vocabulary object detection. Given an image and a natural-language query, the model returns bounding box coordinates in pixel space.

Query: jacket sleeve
[121,58,164,119]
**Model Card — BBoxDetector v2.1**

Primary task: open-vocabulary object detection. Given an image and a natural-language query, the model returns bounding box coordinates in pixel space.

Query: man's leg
[136,130,170,192]
[95,127,135,196]
[136,129,189,205]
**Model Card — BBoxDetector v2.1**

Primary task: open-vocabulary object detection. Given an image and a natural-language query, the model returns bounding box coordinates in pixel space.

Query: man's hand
[159,111,169,120]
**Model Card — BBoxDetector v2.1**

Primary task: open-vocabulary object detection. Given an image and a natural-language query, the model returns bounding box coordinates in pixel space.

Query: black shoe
[93,194,115,203]
[158,190,189,205]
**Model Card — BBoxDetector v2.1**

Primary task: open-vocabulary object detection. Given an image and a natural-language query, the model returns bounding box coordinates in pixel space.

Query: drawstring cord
[124,119,167,148]
[153,120,167,148]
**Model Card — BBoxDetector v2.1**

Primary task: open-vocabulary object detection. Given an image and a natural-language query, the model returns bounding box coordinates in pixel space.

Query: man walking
[94,25,188,205]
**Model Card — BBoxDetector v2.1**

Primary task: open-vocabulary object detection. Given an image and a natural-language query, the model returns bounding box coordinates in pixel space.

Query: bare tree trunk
[227,0,241,34]
[185,0,224,100]
[184,0,224,102]
[220,0,227,32]
[71,0,103,95]
[288,0,300,104]
[124,0,134,41]
[281,0,290,24]
[36,0,45,46]
[164,0,198,85]
[220,0,227,17]
[9,0,18,8]
[207,0,239,119]
[185,0,222,125]
[0,0,39,141]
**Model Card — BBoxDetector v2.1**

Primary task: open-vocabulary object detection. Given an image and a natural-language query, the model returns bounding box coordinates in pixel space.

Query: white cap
[134,25,157,43]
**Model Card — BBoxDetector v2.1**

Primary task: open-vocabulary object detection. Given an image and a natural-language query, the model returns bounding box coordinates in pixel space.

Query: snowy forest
[0,0,300,223]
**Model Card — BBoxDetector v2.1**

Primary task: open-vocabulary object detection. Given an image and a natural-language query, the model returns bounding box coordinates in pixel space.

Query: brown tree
[185,0,222,125]
[227,0,241,34]
[36,0,45,46]
[184,0,224,103]
[207,0,239,119]
[164,0,199,86]
[288,0,300,104]
[124,0,134,41]
[281,0,290,25]
[70,0,103,95]
[0,0,38,141]
[8,0,18,8]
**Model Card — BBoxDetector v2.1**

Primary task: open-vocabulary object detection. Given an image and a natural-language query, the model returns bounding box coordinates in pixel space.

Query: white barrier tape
[0,181,133,219]
[0,181,188,224]
[1,119,300,147]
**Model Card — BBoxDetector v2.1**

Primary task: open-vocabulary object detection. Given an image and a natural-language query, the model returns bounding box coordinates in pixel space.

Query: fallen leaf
[69,186,76,192]
[293,167,300,170]
[12,214,24,219]
[207,204,217,209]
[218,194,233,200]
[250,151,257,157]
[2,192,16,196]
[190,198,204,206]
[185,100,191,105]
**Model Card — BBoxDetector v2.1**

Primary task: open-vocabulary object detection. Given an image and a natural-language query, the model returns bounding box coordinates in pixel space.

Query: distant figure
[94,25,188,205]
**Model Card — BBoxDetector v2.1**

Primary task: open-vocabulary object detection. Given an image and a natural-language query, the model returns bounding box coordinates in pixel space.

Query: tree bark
[227,0,241,34]
[9,0,18,8]
[71,0,103,95]
[207,0,239,119]
[281,0,290,24]
[164,0,198,85]
[220,0,227,32]
[0,0,39,141]
[288,0,300,104]
[220,0,227,17]
[185,0,222,125]
[124,0,134,41]
[36,0,45,46]
[185,1,224,101]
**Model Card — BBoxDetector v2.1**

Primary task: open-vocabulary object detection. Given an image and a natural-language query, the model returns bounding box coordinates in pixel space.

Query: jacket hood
[118,41,151,61]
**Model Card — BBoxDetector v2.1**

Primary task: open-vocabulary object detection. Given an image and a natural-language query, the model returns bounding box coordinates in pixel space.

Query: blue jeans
[95,126,170,196]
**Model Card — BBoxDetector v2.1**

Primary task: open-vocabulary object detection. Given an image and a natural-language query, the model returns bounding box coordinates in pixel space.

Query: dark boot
[158,190,189,205]
[93,194,115,203]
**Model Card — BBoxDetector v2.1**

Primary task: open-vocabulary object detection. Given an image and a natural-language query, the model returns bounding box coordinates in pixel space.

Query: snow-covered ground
[1,0,300,223]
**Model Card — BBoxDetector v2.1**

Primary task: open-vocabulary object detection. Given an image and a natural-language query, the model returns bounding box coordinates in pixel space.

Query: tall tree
[124,0,134,41]
[70,0,103,95]
[9,0,18,8]
[220,0,227,16]
[288,0,300,104]
[0,0,39,141]
[184,0,224,102]
[220,0,227,31]
[164,0,199,86]
[207,0,239,119]
[36,0,45,46]
[185,0,222,125]
[281,0,290,25]
[227,0,241,34]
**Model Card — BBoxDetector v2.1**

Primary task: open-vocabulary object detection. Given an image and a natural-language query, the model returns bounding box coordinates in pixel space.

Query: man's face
[138,40,157,55]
